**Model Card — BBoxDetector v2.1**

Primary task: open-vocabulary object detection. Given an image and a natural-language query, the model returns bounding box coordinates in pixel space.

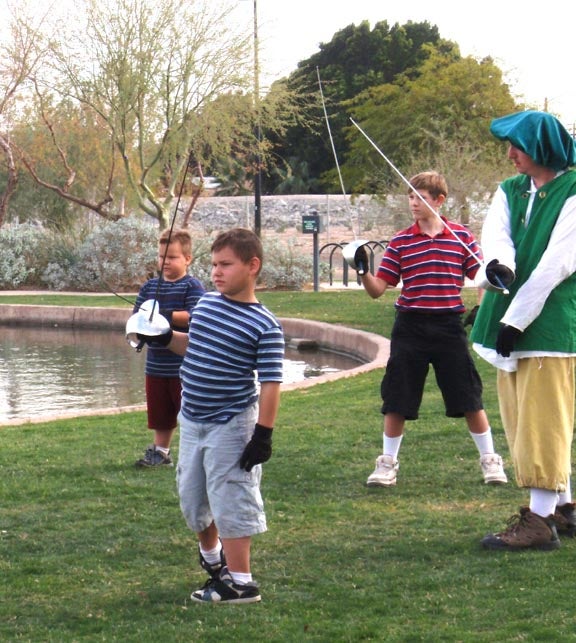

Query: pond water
[0,326,363,423]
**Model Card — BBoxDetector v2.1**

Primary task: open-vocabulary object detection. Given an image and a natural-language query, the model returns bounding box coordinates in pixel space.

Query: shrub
[260,237,324,290]
[0,223,46,288]
[1,219,322,292]
[40,218,159,292]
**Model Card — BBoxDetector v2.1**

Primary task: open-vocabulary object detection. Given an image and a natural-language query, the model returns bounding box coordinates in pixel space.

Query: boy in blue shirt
[137,228,285,604]
[133,228,204,467]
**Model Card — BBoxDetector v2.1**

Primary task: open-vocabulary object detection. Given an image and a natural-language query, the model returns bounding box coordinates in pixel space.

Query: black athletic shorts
[380,311,484,420]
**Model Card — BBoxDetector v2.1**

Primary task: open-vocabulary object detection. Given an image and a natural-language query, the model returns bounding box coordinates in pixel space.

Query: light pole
[241,0,261,237]
[251,0,262,237]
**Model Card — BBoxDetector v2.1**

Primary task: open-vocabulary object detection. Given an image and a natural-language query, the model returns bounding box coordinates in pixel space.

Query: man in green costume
[471,110,576,550]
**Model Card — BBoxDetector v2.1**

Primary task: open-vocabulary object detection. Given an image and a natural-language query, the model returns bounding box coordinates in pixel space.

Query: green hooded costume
[471,110,576,354]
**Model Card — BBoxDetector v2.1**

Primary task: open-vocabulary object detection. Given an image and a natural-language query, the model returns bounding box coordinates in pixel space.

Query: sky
[234,0,576,129]
[1,0,574,129]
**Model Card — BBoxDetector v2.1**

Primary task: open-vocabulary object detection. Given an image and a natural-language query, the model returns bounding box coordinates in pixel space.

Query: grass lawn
[1,289,575,641]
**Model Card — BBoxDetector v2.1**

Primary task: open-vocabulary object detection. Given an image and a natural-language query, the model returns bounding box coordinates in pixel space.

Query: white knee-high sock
[557,477,572,506]
[383,435,403,460]
[530,488,558,518]
[470,427,495,456]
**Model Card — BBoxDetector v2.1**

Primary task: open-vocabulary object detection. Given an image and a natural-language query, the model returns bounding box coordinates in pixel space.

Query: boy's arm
[257,381,281,429]
[165,330,189,356]
[137,329,189,355]
[353,244,389,298]
[169,310,190,328]
[360,271,388,299]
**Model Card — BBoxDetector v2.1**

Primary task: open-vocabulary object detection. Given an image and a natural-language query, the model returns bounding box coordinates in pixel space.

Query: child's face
[211,246,260,301]
[158,241,191,281]
[408,188,445,222]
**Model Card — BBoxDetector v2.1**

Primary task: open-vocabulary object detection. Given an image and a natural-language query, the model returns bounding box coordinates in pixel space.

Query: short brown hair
[159,228,192,256]
[408,171,448,200]
[211,228,263,274]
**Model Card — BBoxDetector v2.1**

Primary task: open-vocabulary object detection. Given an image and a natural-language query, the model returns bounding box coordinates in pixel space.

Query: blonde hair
[159,228,192,256]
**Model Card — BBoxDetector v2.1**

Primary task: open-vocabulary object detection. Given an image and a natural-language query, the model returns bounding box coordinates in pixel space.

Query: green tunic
[471,170,576,352]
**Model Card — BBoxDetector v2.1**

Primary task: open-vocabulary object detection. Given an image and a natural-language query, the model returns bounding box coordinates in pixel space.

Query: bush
[0,223,47,288]
[260,237,325,290]
[41,218,159,292]
[0,220,321,292]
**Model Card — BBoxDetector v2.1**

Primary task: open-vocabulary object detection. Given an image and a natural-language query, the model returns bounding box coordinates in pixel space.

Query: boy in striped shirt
[355,171,507,488]
[137,228,284,604]
[133,228,205,467]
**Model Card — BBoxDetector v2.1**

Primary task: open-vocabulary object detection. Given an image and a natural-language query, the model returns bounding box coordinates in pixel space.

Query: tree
[342,46,522,208]
[265,20,445,194]
[0,1,51,226]
[11,0,254,228]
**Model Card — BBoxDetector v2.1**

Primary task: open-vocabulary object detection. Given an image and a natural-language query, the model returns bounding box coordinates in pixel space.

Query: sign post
[302,213,322,292]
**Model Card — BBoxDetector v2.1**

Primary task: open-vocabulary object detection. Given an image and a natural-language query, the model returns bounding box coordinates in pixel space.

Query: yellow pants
[497,357,576,492]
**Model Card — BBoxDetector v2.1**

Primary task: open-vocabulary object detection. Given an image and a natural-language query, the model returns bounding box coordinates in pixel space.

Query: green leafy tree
[266,20,444,194]
[342,46,522,207]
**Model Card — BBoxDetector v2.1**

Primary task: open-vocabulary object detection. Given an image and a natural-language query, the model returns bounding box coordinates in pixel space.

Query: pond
[0,326,364,423]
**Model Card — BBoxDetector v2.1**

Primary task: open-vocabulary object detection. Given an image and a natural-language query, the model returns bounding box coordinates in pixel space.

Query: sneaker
[481,507,561,551]
[198,543,227,578]
[554,503,576,537]
[366,455,399,487]
[191,566,261,604]
[480,453,508,485]
[135,445,173,467]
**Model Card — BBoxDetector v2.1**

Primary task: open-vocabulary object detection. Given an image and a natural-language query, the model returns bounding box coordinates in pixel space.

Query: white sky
[1,0,574,128]
[234,0,576,128]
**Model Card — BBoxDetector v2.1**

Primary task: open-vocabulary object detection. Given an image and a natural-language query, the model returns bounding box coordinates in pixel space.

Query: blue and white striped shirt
[134,274,205,377]
[180,292,285,423]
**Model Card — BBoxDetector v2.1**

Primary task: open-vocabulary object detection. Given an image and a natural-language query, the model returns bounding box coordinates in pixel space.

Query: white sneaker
[480,453,508,485]
[366,455,399,487]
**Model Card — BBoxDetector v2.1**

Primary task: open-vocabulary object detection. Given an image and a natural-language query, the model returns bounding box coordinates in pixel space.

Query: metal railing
[319,240,388,287]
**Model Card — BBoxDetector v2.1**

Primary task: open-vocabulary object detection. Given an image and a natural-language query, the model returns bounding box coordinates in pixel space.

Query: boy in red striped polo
[356,171,507,488]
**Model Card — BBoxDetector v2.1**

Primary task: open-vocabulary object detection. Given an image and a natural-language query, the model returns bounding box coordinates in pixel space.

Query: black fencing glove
[463,305,479,327]
[239,424,273,472]
[486,259,515,289]
[136,328,173,347]
[159,309,173,325]
[354,245,369,276]
[495,324,522,357]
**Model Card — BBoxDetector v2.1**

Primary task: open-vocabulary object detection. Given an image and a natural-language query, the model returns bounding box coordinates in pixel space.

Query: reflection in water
[0,326,363,422]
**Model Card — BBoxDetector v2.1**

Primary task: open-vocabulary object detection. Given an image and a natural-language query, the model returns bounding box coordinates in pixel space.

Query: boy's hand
[239,424,273,471]
[354,245,369,275]
[136,328,173,347]
[496,324,522,357]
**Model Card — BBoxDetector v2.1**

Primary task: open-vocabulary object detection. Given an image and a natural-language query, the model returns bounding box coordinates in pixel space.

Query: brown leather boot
[481,507,561,551]
[554,502,576,537]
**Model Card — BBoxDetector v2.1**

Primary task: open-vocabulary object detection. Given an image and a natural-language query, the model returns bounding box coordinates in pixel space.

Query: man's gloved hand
[485,259,515,289]
[354,245,369,276]
[463,305,479,327]
[136,328,173,347]
[239,424,273,472]
[496,324,522,357]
